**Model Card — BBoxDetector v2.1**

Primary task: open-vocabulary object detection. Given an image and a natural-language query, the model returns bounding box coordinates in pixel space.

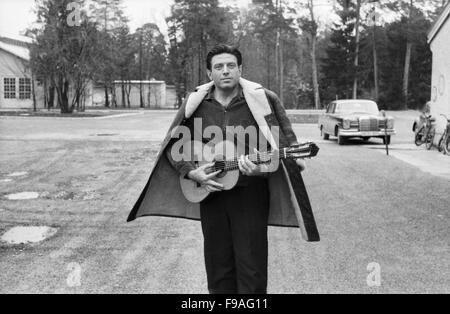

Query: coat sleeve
[165,140,196,179]
[264,89,299,146]
[164,94,196,179]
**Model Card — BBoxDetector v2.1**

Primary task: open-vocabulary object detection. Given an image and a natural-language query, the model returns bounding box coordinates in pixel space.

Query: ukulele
[179,140,319,203]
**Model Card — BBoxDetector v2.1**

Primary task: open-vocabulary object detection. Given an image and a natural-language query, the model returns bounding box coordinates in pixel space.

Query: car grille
[359,118,379,131]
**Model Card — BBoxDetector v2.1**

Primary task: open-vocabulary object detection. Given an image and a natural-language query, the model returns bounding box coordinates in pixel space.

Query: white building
[428,2,450,138]
[0,35,44,109]
[113,80,177,109]
[0,35,177,110]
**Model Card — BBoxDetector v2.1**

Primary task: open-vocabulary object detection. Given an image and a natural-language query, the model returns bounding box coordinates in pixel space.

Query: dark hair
[206,44,242,71]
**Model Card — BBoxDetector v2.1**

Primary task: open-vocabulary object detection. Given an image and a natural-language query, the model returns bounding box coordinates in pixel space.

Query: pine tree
[321,1,357,101]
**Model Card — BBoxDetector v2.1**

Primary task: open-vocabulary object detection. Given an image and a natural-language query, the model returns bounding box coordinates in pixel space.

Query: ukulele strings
[207,146,311,172]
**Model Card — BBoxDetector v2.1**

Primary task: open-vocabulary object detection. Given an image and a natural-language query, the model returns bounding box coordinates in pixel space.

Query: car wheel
[337,130,345,145]
[383,136,391,145]
[321,127,329,140]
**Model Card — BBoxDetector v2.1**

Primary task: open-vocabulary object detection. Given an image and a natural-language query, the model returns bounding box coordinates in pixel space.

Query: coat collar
[204,84,245,101]
[185,77,278,149]
[186,78,265,118]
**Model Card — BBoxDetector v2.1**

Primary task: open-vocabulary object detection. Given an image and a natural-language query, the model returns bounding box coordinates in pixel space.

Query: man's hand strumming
[188,163,224,192]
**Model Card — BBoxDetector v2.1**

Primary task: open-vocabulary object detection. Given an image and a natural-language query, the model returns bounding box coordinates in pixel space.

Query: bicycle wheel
[426,129,435,150]
[415,127,424,146]
[444,135,450,155]
[438,136,444,152]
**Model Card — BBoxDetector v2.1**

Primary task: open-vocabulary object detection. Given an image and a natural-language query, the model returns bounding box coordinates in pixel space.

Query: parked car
[318,99,396,145]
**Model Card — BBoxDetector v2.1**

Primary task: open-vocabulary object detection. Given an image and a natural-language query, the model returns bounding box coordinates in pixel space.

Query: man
[127,44,319,294]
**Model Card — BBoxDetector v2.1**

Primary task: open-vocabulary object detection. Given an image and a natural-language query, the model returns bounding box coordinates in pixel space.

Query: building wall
[166,85,178,109]
[0,49,44,109]
[113,81,174,109]
[430,15,450,138]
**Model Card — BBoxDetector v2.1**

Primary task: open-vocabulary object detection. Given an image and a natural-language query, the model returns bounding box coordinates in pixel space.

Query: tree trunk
[58,78,70,114]
[75,90,81,111]
[43,80,48,110]
[403,42,412,109]
[275,31,279,95]
[308,0,320,109]
[139,32,144,108]
[139,81,144,108]
[352,0,361,99]
[403,0,414,109]
[126,82,131,108]
[31,74,37,112]
[311,36,320,109]
[266,43,271,90]
[104,84,110,107]
[280,37,284,104]
[121,82,126,107]
[373,26,379,101]
[112,84,117,108]
[49,85,55,110]
[198,35,203,86]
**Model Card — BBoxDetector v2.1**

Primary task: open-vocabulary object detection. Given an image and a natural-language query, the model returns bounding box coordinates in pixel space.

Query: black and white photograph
[0,0,449,298]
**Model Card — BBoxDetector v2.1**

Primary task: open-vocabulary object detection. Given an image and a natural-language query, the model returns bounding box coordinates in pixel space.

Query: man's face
[207,53,242,91]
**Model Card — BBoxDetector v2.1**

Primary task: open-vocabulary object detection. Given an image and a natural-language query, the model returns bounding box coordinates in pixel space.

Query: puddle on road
[7,171,28,177]
[5,192,39,200]
[40,190,99,201]
[1,226,58,244]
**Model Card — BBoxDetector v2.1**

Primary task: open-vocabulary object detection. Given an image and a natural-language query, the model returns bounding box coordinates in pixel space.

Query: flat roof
[113,80,165,84]
[332,99,376,104]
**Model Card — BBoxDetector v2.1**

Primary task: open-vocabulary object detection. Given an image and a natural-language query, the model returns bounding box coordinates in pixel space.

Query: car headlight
[387,119,394,129]
[343,119,351,129]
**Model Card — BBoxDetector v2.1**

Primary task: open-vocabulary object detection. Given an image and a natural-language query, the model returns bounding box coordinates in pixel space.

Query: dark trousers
[200,177,270,294]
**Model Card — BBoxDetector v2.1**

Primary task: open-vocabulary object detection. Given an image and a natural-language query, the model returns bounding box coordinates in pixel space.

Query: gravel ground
[0,111,448,294]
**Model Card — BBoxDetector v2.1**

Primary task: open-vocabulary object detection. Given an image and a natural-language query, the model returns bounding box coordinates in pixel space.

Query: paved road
[0,111,448,293]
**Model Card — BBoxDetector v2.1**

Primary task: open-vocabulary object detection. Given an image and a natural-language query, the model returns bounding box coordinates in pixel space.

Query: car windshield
[335,102,379,115]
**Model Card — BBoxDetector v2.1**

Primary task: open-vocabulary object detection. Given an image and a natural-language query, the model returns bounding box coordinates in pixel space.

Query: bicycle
[415,114,436,150]
[437,114,450,155]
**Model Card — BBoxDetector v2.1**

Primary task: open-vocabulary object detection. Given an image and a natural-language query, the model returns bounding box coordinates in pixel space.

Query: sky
[0,0,337,39]
[0,0,178,37]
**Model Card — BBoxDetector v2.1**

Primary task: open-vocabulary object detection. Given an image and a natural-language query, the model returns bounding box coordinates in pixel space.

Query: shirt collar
[205,84,244,101]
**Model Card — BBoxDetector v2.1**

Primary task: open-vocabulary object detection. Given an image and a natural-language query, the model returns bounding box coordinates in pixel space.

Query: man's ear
[207,70,212,80]
[238,65,243,75]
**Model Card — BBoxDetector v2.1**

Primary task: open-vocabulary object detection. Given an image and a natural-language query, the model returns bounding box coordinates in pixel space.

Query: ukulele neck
[209,150,288,173]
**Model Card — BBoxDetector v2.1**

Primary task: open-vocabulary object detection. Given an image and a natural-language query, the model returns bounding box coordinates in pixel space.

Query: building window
[4,78,16,99]
[19,78,31,99]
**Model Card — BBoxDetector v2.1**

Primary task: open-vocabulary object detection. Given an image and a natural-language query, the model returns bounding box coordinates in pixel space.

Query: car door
[324,102,335,134]
[320,103,329,132]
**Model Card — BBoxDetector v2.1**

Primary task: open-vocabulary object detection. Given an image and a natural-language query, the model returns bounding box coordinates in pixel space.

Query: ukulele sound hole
[214,158,226,178]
